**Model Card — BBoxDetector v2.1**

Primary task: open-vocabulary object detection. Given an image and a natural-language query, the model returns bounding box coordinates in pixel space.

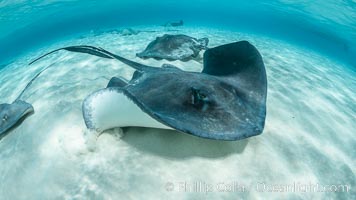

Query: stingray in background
[119,28,159,36]
[92,28,158,36]
[136,34,209,61]
[162,20,184,27]
[0,64,55,140]
[30,41,267,141]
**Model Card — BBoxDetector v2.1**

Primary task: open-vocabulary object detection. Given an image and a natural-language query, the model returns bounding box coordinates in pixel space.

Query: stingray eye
[190,87,209,109]
[2,115,8,122]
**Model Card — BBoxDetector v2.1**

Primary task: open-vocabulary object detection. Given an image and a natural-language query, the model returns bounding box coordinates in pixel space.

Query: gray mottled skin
[106,77,129,88]
[136,34,209,61]
[0,100,34,139]
[32,41,267,141]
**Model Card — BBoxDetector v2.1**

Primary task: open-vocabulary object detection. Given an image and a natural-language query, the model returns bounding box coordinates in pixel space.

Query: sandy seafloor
[0,26,355,199]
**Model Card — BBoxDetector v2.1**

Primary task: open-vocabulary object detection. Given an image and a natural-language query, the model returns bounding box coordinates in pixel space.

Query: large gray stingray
[30,41,267,140]
[136,34,209,61]
[0,64,55,139]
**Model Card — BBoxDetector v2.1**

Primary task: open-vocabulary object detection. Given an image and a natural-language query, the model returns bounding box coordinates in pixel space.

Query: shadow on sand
[121,127,248,160]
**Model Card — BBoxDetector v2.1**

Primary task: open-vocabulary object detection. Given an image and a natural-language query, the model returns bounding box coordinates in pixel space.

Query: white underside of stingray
[83,88,172,133]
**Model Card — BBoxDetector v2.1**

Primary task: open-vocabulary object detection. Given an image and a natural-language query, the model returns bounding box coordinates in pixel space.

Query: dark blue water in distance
[0,0,355,68]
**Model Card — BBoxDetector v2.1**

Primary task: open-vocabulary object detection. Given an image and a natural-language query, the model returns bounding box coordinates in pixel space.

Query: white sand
[0,26,354,199]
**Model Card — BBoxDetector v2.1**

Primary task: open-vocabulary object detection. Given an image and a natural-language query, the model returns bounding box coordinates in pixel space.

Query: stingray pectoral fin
[106,77,128,88]
[136,51,148,59]
[202,41,267,107]
[0,100,34,138]
[130,71,144,83]
[203,41,266,77]
[161,64,182,71]
[202,41,267,139]
[82,88,172,133]
[197,38,209,49]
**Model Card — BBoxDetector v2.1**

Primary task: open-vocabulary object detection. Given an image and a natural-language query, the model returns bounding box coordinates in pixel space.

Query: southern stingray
[162,20,184,27]
[120,28,158,36]
[136,34,209,61]
[0,64,55,140]
[92,28,158,36]
[30,41,267,140]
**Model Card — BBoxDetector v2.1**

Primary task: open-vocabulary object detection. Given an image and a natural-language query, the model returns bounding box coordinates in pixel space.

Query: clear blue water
[0,1,355,199]
[0,0,355,67]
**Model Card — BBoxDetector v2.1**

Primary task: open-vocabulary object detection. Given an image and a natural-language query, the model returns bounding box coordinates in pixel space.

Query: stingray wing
[0,100,34,139]
[202,41,268,137]
[203,40,267,104]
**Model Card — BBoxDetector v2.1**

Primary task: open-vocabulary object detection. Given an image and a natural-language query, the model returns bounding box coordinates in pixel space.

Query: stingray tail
[29,48,64,65]
[15,63,56,101]
[29,45,152,72]
[29,46,113,65]
[94,47,153,72]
